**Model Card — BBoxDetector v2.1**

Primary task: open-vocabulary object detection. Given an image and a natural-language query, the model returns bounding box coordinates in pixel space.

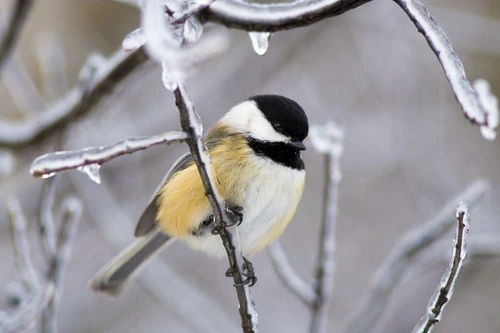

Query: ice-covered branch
[268,241,316,306]
[200,0,371,32]
[0,0,33,70]
[341,179,487,333]
[29,131,188,178]
[393,0,499,139]
[309,122,344,333]
[0,47,149,147]
[173,83,258,333]
[412,202,470,333]
[6,197,41,294]
[42,197,83,333]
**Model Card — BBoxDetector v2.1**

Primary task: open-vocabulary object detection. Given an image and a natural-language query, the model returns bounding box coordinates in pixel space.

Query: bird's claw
[233,257,258,287]
[225,205,243,227]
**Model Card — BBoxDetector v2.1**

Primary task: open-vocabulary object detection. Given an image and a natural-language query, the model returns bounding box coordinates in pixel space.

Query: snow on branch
[394,0,499,139]
[341,179,487,333]
[412,202,470,333]
[29,131,188,179]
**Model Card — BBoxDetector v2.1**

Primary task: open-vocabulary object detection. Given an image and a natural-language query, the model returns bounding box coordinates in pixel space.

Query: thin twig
[0,0,34,70]
[341,179,488,333]
[268,241,316,306]
[37,176,59,260]
[42,197,83,333]
[0,47,149,147]
[29,131,188,178]
[6,197,41,294]
[310,123,344,333]
[393,0,499,139]
[412,202,470,333]
[173,83,258,333]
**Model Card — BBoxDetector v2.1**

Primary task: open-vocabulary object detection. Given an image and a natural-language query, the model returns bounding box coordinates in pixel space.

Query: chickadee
[90,94,309,296]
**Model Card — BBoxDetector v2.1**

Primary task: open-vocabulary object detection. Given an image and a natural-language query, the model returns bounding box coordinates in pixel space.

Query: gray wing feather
[134,152,194,237]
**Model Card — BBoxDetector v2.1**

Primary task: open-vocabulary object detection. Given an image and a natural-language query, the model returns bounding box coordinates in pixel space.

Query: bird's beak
[288,140,306,150]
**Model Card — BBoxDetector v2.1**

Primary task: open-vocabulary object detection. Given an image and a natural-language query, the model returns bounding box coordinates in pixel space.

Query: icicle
[122,28,147,52]
[162,62,178,91]
[248,32,272,56]
[77,164,101,184]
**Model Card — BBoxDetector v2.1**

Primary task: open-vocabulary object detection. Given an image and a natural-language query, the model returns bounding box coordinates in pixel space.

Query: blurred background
[0,0,499,332]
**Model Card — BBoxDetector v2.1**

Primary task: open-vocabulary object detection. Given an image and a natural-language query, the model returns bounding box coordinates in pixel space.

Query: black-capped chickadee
[90,94,309,296]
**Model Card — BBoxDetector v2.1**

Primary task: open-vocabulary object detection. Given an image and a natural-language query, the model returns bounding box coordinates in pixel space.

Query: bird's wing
[134,152,194,237]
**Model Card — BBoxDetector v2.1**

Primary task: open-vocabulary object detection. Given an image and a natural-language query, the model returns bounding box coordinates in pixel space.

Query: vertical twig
[37,176,59,260]
[412,202,470,333]
[6,197,41,294]
[173,83,258,333]
[309,122,344,333]
[42,197,82,333]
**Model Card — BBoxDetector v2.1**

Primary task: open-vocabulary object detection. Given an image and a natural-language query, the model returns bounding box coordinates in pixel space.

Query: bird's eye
[273,123,284,132]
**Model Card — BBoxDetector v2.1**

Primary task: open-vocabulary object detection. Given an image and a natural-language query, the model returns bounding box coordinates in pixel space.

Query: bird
[89,94,309,296]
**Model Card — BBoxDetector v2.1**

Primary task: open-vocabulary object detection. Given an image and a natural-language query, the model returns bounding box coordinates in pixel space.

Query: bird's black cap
[250,94,309,142]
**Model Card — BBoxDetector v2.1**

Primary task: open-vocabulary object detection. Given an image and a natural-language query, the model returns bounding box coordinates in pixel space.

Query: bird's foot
[234,257,258,287]
[225,205,243,227]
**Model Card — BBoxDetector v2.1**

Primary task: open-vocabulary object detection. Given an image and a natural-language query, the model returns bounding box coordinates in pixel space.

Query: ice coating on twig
[248,32,271,56]
[77,164,101,184]
[394,0,499,140]
[30,131,188,178]
[6,198,42,294]
[473,79,499,140]
[78,52,107,83]
[310,121,344,181]
[161,62,178,91]
[412,202,470,333]
[122,28,147,52]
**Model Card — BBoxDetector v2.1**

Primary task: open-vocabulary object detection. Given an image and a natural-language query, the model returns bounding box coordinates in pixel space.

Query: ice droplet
[122,28,147,51]
[41,172,56,179]
[77,164,101,184]
[248,32,272,56]
[162,62,178,91]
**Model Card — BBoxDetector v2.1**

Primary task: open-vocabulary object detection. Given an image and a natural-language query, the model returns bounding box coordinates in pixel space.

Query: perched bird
[90,94,309,296]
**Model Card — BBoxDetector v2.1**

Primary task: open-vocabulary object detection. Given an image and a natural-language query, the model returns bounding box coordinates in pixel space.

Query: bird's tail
[89,229,173,296]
